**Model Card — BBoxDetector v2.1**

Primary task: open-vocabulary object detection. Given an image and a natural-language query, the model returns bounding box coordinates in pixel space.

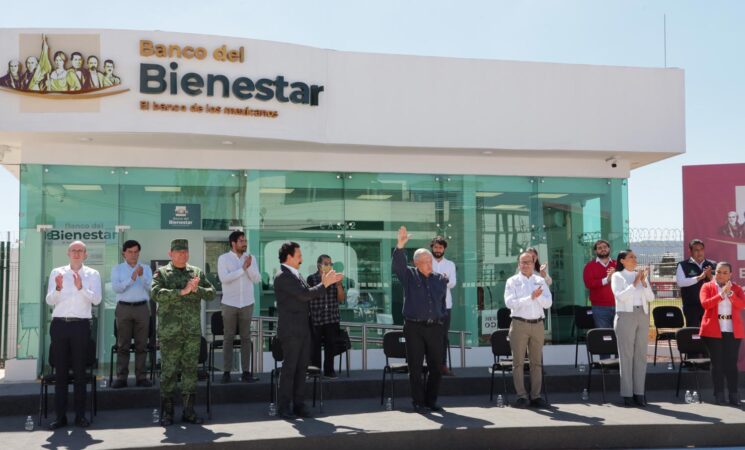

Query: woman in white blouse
[611,249,654,407]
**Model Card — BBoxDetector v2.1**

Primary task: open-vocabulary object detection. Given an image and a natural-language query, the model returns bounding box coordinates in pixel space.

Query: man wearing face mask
[307,255,346,379]
[393,226,449,413]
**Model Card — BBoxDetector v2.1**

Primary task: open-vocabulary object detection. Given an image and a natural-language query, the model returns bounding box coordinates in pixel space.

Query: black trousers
[683,302,704,327]
[50,319,90,420]
[703,333,741,396]
[278,335,310,412]
[441,310,451,367]
[403,320,444,407]
[312,323,339,375]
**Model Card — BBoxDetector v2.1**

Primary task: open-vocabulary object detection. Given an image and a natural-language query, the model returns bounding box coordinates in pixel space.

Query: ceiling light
[488,205,527,211]
[78,137,92,142]
[532,193,568,199]
[482,151,493,155]
[221,140,234,145]
[260,188,295,194]
[62,184,102,191]
[144,186,182,192]
[357,194,392,200]
[476,192,502,198]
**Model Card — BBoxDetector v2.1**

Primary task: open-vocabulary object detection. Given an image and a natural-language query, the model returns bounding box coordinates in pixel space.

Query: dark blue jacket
[392,248,447,321]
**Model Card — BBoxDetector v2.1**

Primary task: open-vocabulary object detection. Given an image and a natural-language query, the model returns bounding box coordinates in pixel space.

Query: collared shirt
[111,261,152,303]
[392,248,447,321]
[45,264,102,318]
[432,257,456,309]
[596,258,611,286]
[307,271,341,326]
[281,263,302,280]
[611,269,655,313]
[676,258,715,288]
[504,272,552,320]
[716,283,734,333]
[217,251,261,308]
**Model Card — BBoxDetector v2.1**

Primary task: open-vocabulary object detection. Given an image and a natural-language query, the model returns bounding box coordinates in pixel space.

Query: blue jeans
[591,306,616,329]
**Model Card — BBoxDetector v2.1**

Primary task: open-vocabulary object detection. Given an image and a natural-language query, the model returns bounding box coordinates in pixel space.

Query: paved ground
[1,391,745,450]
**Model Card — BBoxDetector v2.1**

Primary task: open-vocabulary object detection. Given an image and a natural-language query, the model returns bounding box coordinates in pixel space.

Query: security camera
[605,156,618,168]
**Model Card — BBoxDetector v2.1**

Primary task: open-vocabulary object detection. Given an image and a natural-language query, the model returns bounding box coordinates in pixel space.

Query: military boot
[181,393,204,424]
[160,397,174,427]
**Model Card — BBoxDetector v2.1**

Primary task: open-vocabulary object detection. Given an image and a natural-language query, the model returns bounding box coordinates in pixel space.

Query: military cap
[170,239,189,251]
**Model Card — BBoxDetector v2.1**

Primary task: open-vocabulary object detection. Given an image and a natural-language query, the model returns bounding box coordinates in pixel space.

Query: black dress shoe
[48,417,68,430]
[241,372,257,382]
[278,410,297,420]
[622,397,635,407]
[74,417,91,428]
[111,379,127,389]
[136,379,153,388]
[729,393,741,407]
[221,372,231,384]
[426,403,444,412]
[412,403,428,414]
[714,392,726,405]
[513,397,530,408]
[530,398,550,409]
[633,395,647,407]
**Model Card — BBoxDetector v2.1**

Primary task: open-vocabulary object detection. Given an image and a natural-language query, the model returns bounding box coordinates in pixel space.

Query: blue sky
[1,0,744,232]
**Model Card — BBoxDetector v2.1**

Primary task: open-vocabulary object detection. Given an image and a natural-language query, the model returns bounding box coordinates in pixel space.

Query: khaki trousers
[508,319,544,399]
[221,304,254,372]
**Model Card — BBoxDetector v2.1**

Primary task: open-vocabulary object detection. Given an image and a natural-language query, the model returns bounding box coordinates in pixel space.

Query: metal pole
[460,330,466,368]
[361,323,368,371]
[0,238,7,360]
[256,317,264,374]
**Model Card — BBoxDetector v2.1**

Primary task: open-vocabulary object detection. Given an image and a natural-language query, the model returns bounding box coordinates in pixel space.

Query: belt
[511,316,544,324]
[405,318,444,326]
[119,301,148,306]
[53,317,89,322]
[719,314,733,320]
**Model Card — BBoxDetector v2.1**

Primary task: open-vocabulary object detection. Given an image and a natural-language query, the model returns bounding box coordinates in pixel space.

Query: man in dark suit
[273,241,343,420]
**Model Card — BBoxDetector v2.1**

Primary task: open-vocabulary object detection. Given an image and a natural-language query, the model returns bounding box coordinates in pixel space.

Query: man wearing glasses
[307,254,346,379]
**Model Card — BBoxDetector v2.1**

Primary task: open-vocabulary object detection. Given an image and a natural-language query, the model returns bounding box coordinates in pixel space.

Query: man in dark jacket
[273,241,342,420]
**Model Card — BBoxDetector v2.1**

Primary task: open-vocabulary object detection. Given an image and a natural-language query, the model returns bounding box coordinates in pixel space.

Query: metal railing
[211,315,472,374]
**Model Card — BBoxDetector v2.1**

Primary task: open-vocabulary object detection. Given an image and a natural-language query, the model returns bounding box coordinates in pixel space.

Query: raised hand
[397,226,411,249]
[72,272,83,290]
[322,269,344,288]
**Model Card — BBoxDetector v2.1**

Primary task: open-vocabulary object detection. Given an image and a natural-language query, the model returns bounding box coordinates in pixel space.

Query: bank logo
[0,34,128,99]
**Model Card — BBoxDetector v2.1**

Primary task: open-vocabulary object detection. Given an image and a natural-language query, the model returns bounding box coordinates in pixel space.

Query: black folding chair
[497,308,512,329]
[269,336,324,411]
[585,328,620,404]
[209,311,252,381]
[652,306,684,368]
[675,327,711,400]
[488,329,548,403]
[109,315,157,385]
[574,306,595,367]
[379,330,429,409]
[38,338,98,426]
[333,327,352,377]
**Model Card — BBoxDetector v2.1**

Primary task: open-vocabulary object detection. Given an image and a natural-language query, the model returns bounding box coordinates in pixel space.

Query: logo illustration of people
[0,34,120,93]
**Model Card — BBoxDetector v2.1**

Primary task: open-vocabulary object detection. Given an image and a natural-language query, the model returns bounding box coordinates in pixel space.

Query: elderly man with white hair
[45,240,102,430]
[392,226,449,413]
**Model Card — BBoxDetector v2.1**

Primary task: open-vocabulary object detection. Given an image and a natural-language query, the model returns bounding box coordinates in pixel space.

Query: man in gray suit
[273,241,342,420]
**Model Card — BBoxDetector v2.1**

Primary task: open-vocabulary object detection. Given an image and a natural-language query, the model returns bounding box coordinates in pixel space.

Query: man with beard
[86,55,105,89]
[582,239,617,329]
[0,60,21,89]
[102,60,121,86]
[19,56,46,90]
[430,236,456,376]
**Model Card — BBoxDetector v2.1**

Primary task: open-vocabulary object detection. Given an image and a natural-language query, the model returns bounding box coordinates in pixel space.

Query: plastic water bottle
[496,394,504,408]
[24,415,34,431]
[692,391,700,403]
[100,377,108,388]
[684,390,692,404]
[667,362,673,371]
[151,408,159,424]
[578,365,586,373]
[385,397,393,411]
[268,402,277,417]
[581,389,589,401]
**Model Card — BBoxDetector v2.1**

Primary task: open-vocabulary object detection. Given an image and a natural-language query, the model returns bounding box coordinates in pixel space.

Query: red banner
[683,163,745,369]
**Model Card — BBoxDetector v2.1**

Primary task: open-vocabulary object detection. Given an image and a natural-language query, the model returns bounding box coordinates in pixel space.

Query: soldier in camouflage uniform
[152,239,215,426]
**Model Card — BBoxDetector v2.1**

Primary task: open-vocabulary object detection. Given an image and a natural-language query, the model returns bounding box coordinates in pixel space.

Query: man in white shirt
[45,240,102,429]
[676,239,716,327]
[111,240,153,389]
[430,236,456,376]
[504,251,552,408]
[217,231,261,383]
